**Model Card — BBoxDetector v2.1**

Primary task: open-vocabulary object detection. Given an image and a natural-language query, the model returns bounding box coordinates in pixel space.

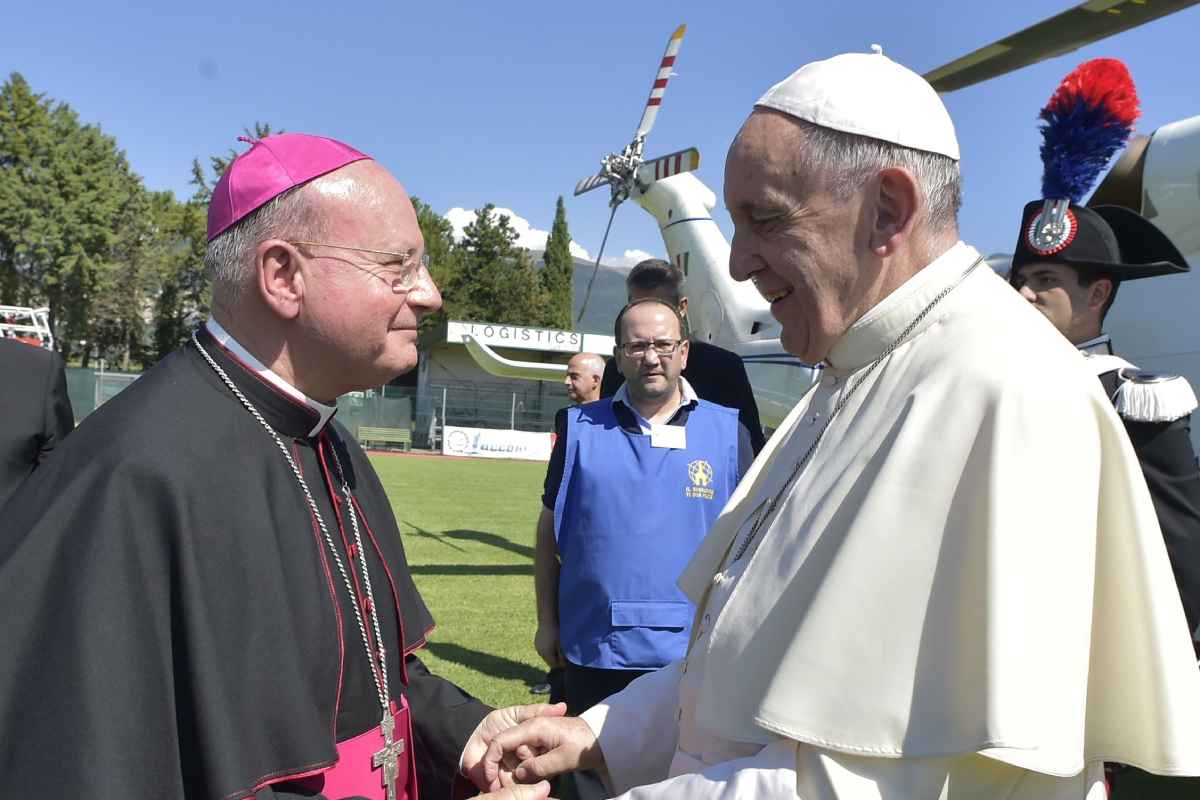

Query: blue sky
[4,0,1198,268]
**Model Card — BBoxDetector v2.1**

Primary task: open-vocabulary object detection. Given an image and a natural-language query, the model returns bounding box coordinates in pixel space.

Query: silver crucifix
[373,710,405,800]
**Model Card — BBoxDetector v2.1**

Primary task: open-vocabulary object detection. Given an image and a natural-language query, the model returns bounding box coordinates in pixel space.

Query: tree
[0,73,53,305]
[411,195,460,334]
[455,204,545,326]
[540,196,574,330]
[0,73,141,360]
[89,170,154,370]
[149,123,278,363]
[148,192,206,365]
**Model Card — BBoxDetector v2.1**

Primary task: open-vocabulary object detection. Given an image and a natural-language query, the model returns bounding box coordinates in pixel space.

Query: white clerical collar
[1076,333,1112,357]
[204,316,337,436]
[613,376,698,434]
[826,241,981,372]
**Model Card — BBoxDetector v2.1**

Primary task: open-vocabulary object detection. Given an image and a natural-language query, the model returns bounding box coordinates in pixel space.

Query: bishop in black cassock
[0,324,488,798]
[0,133,559,800]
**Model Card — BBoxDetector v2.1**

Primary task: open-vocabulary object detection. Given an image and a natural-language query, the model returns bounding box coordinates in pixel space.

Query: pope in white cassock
[480,51,1200,799]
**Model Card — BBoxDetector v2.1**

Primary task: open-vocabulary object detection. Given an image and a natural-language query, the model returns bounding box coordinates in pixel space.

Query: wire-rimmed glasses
[618,339,685,359]
[289,241,429,292]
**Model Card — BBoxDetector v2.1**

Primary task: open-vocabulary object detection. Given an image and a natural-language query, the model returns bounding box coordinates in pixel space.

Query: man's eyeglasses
[618,339,685,359]
[289,241,429,291]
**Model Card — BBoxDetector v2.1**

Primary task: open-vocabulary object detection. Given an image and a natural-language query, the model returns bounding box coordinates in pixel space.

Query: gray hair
[204,166,382,313]
[204,185,325,313]
[796,121,963,236]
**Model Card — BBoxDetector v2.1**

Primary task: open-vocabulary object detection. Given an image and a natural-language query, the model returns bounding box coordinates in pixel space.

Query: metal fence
[415,380,570,449]
[64,368,570,450]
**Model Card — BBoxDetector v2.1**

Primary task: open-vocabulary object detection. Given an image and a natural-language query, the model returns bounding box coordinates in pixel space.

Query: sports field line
[364,450,473,460]
[365,450,545,464]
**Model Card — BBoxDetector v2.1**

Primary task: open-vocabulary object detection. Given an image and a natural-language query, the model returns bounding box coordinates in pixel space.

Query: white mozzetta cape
[676,243,1200,778]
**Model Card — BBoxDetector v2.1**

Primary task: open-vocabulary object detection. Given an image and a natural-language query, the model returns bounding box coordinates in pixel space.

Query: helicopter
[463,0,1200,445]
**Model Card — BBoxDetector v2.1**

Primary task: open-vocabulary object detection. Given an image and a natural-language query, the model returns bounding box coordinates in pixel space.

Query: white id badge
[650,424,687,449]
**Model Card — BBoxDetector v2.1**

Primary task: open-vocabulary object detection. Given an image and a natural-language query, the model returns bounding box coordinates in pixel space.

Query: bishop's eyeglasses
[289,241,429,292]
[618,339,685,359]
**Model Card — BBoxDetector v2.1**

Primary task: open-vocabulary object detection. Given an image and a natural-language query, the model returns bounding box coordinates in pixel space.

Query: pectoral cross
[373,710,405,800]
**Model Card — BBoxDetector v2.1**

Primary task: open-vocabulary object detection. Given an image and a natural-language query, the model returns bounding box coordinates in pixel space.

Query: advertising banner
[442,425,553,461]
[447,321,583,354]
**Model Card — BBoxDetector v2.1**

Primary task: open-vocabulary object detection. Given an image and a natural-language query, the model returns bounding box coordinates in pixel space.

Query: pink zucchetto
[206,133,372,242]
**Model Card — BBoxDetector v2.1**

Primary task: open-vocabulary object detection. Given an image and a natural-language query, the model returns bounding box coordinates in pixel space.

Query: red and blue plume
[1038,58,1140,203]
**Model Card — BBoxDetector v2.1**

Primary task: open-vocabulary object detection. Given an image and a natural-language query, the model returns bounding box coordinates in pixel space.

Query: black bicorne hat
[1010,200,1190,284]
[1011,59,1190,286]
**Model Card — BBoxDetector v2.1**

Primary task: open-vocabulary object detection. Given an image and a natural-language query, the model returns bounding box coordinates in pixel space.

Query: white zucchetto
[755,49,960,161]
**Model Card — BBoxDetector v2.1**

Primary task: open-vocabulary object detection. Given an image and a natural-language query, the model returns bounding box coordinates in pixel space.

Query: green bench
[357,426,412,452]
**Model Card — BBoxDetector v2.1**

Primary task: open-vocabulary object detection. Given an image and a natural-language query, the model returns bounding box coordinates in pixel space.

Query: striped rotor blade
[574,173,611,197]
[634,24,687,140]
[639,147,701,183]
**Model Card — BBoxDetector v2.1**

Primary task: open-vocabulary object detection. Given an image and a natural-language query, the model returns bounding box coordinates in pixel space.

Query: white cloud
[445,206,552,252]
[443,207,658,268]
[443,207,477,243]
[608,249,657,268]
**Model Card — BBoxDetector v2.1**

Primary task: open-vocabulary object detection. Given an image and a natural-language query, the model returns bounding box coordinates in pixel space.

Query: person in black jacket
[0,337,74,510]
[1010,201,1200,642]
[599,259,766,455]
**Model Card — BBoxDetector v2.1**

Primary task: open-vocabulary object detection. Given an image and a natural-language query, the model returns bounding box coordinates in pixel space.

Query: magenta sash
[286,697,417,800]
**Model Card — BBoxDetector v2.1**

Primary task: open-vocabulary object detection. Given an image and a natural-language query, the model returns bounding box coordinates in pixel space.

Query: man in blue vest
[534,298,752,720]
[599,259,766,455]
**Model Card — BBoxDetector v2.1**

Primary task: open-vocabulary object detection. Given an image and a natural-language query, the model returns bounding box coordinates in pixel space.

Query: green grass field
[371,453,1200,799]
[372,453,549,709]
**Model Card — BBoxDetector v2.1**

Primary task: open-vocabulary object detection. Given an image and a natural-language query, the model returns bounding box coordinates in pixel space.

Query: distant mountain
[571,257,631,335]
[531,251,630,335]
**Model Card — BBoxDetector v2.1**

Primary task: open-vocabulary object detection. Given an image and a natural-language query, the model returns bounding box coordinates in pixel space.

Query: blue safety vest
[554,398,740,669]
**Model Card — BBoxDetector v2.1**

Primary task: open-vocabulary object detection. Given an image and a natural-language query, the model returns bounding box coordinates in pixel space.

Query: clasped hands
[463,702,603,798]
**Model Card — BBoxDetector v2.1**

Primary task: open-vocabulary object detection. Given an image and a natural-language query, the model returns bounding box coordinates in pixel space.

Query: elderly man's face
[564,355,601,404]
[299,161,442,391]
[725,111,871,365]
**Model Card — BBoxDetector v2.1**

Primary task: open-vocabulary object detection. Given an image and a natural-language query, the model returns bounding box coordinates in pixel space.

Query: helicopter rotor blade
[637,147,701,184]
[576,203,621,324]
[923,0,1200,93]
[634,24,687,140]
[574,173,611,197]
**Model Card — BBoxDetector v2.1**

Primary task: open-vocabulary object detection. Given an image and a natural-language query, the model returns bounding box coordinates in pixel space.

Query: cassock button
[362,597,373,614]
[698,614,710,637]
[823,374,838,388]
[348,543,358,558]
[805,412,820,427]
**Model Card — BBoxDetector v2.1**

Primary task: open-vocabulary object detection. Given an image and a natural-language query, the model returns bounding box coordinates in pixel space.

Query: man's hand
[487,781,555,799]
[482,716,602,788]
[534,623,565,669]
[463,703,568,792]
